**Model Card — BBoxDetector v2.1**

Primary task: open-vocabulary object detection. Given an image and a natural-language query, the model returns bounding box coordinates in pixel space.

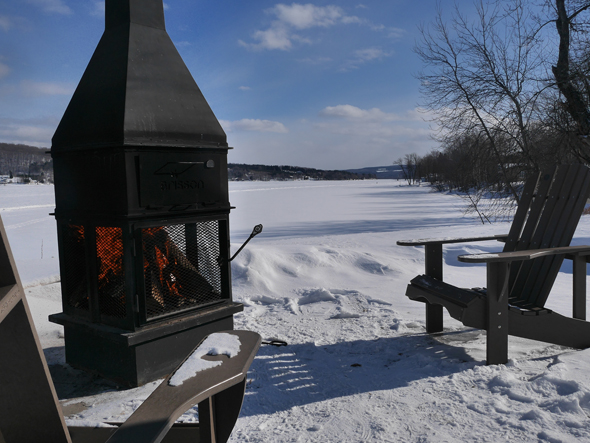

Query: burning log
[143,227,218,317]
[65,224,220,318]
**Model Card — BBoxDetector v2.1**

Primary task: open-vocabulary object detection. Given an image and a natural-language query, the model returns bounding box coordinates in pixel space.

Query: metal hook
[229,224,263,262]
[217,224,263,266]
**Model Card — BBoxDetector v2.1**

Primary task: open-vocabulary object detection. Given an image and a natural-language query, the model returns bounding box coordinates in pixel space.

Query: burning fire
[71,225,124,285]
[141,226,216,314]
[143,227,183,301]
[95,227,124,286]
[70,225,125,302]
[68,224,212,316]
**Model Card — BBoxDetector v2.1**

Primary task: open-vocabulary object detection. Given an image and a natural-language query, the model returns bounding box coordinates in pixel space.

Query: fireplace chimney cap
[106,0,166,31]
[52,0,228,151]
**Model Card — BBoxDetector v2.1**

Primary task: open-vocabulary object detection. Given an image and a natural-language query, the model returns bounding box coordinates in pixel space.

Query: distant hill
[346,165,404,179]
[0,143,49,155]
[0,143,52,182]
[0,143,377,183]
[228,163,375,181]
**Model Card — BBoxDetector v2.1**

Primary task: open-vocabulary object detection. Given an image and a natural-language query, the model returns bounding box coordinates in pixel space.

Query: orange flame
[95,227,123,284]
[71,225,186,301]
[143,228,183,299]
[72,225,124,289]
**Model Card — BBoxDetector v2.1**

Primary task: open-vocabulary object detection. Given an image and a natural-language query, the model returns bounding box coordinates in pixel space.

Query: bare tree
[411,0,590,221]
[395,154,421,185]
[415,0,549,211]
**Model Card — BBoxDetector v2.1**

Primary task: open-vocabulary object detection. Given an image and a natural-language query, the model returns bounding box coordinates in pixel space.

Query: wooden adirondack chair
[397,164,590,365]
[0,215,261,443]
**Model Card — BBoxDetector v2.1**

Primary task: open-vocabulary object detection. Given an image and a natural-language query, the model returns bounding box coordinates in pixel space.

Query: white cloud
[26,0,72,15]
[387,27,405,39]
[321,104,395,121]
[314,119,430,139]
[239,86,251,91]
[91,1,104,17]
[0,62,10,80]
[341,15,363,25]
[273,4,344,29]
[321,105,411,124]
[240,4,403,52]
[220,119,288,133]
[20,81,74,96]
[0,15,11,31]
[163,2,170,10]
[321,104,428,123]
[297,56,332,65]
[0,124,52,142]
[0,117,58,146]
[241,26,293,51]
[240,3,361,51]
[340,47,392,71]
[316,105,433,145]
[355,48,389,62]
[226,115,436,170]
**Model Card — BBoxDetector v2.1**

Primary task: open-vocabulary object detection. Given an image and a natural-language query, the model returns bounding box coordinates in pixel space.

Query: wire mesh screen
[142,221,223,320]
[61,224,89,311]
[96,227,127,318]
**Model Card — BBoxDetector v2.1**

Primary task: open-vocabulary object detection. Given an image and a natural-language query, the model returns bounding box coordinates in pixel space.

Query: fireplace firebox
[48,0,244,387]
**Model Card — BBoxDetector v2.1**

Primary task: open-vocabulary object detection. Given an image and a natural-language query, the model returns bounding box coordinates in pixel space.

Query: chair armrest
[105,330,261,443]
[458,245,590,264]
[397,234,508,247]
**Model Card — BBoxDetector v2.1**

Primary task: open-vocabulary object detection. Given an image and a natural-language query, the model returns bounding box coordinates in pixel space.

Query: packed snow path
[3,180,590,442]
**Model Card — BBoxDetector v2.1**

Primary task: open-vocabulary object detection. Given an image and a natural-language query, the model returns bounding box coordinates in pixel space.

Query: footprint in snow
[294,288,375,320]
[249,295,282,305]
[297,288,337,305]
[330,310,361,320]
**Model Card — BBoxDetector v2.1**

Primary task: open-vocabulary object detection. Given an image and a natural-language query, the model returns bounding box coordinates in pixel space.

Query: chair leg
[486,262,510,365]
[426,304,443,333]
[198,378,247,443]
[572,255,587,320]
[425,243,444,333]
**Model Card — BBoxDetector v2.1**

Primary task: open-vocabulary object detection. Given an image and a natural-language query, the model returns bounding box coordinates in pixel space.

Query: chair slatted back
[503,164,590,308]
[0,216,71,443]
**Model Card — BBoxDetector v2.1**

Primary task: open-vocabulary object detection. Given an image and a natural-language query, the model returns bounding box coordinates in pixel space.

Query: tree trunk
[552,0,590,137]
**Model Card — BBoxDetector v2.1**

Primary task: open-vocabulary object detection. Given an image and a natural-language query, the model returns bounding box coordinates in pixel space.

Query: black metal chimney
[52,0,226,151]
[49,0,243,387]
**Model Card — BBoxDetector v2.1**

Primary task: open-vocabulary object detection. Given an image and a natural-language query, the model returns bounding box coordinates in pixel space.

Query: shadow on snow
[46,328,484,411]
[240,329,483,417]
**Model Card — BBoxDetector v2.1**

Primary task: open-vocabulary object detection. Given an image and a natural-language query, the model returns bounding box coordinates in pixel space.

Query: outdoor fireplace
[48,0,244,387]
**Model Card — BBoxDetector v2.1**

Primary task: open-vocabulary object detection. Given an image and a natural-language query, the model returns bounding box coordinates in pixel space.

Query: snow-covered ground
[3,180,590,442]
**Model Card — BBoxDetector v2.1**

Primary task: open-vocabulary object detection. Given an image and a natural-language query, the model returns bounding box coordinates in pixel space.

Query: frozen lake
[2,180,590,442]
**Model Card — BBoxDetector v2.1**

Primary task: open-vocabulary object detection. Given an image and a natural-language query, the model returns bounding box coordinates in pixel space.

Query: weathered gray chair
[0,215,260,443]
[398,164,590,364]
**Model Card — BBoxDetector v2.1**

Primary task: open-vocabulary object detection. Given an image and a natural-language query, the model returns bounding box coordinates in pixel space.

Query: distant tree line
[400,0,590,221]
[228,163,375,181]
[0,144,374,185]
[0,143,53,183]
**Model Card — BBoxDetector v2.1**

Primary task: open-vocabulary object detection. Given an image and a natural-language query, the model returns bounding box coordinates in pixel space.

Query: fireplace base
[49,302,243,387]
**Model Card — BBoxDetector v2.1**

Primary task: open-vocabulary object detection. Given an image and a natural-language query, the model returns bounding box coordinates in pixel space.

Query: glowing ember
[143,227,184,300]
[95,227,124,286]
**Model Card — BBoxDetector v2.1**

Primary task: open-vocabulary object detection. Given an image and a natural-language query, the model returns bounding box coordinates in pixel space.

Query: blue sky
[0,0,443,170]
